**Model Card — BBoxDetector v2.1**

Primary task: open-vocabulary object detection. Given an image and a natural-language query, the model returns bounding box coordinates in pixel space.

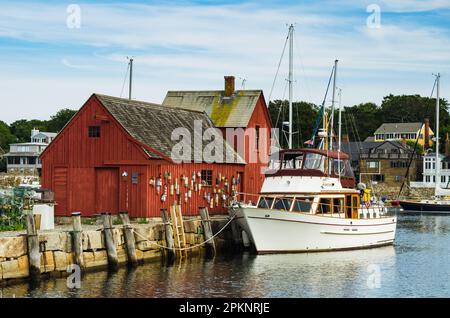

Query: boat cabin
[256,192,364,219]
[266,148,356,188]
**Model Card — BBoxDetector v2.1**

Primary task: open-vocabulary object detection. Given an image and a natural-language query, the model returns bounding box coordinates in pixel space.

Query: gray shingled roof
[162,90,262,128]
[95,94,245,164]
[374,122,423,134]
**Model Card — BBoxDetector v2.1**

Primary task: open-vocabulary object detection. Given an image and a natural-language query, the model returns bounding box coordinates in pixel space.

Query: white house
[3,129,57,174]
[411,152,450,188]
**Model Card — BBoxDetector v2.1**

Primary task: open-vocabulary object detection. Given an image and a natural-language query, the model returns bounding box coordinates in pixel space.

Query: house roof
[95,94,245,164]
[374,122,423,134]
[32,132,57,138]
[162,90,263,128]
[340,141,381,161]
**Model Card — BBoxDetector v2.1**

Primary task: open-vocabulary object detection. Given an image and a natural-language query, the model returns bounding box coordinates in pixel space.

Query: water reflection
[1,215,449,298]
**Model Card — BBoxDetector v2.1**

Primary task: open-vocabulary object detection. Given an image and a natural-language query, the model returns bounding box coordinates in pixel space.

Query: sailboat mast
[435,73,440,191]
[329,59,338,150]
[288,24,294,149]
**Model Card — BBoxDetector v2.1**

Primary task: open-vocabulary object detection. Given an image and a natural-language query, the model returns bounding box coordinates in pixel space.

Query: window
[442,175,446,183]
[272,198,293,211]
[426,176,431,182]
[367,161,378,169]
[372,174,385,182]
[255,125,260,151]
[257,197,274,209]
[292,198,313,212]
[318,198,331,213]
[7,156,20,164]
[27,157,36,165]
[394,175,402,182]
[201,170,213,186]
[88,126,100,138]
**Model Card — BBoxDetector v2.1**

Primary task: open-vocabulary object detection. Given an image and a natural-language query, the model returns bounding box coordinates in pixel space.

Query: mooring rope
[131,212,237,252]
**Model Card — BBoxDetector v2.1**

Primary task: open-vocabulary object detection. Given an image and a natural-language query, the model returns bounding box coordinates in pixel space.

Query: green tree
[9,119,48,143]
[47,109,77,132]
[341,102,382,142]
[268,100,319,149]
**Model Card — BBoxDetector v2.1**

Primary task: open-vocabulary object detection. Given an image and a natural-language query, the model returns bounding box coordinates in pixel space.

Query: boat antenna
[329,59,338,151]
[435,73,440,195]
[397,75,438,199]
[127,56,134,100]
[288,23,294,149]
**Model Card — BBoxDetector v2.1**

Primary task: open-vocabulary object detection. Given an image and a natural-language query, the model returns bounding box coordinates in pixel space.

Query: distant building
[373,119,434,148]
[357,140,420,187]
[3,129,56,174]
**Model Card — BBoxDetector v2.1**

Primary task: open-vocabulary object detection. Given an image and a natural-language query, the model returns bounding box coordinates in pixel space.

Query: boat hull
[398,200,450,214]
[232,208,397,254]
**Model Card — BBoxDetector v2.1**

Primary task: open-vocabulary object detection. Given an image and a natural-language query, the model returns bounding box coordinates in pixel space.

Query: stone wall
[0,217,231,285]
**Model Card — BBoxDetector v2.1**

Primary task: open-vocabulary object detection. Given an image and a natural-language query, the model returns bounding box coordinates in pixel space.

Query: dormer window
[88,126,100,138]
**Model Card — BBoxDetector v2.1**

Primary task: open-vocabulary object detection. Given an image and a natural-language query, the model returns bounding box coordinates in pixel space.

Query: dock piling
[71,212,84,268]
[25,210,41,279]
[101,212,119,270]
[161,208,175,260]
[199,207,216,257]
[119,211,138,267]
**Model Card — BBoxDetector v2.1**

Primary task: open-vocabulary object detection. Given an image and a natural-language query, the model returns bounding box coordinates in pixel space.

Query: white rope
[132,213,237,251]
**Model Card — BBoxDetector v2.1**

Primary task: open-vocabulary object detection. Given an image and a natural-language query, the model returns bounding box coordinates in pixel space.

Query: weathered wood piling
[119,211,138,267]
[71,212,84,268]
[101,212,118,270]
[161,208,175,260]
[25,211,41,278]
[199,207,216,256]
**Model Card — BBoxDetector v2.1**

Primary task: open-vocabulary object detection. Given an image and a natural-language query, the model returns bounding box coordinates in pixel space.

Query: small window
[88,126,100,138]
[292,198,313,212]
[201,170,213,186]
[273,198,293,211]
[257,197,274,209]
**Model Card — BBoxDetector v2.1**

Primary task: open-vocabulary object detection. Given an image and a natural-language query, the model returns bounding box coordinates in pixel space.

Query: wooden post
[25,210,40,279]
[119,211,138,267]
[71,212,84,268]
[161,208,175,260]
[101,212,118,270]
[199,207,216,256]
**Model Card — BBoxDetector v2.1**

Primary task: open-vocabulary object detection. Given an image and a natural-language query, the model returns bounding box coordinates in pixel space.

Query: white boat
[230,148,397,253]
[229,25,397,254]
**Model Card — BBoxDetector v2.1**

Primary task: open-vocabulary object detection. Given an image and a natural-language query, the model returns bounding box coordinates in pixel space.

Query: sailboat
[229,25,397,254]
[398,73,450,213]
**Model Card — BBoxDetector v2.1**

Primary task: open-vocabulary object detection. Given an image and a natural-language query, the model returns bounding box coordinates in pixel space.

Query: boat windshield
[280,153,303,170]
[257,197,274,209]
[272,197,293,211]
[303,152,325,171]
[332,159,354,178]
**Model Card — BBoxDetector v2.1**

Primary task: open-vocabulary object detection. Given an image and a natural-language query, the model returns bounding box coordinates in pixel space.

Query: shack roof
[95,94,245,164]
[162,90,263,128]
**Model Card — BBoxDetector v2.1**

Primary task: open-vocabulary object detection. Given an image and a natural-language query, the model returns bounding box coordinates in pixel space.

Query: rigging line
[294,31,312,103]
[272,80,290,149]
[268,29,290,104]
[120,61,130,98]
[309,65,335,146]
[397,77,438,199]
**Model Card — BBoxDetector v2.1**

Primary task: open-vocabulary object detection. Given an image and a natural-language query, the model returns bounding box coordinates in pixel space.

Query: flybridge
[266,148,354,181]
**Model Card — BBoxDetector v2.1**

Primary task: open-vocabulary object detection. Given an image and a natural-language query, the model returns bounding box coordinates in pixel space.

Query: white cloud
[0,1,449,123]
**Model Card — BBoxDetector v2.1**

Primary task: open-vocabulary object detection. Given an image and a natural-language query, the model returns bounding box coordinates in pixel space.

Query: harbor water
[1,214,449,298]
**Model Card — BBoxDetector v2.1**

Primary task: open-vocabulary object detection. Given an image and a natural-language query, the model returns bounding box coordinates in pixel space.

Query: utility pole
[128,57,133,100]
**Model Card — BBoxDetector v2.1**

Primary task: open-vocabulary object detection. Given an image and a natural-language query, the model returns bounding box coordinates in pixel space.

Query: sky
[1,0,450,123]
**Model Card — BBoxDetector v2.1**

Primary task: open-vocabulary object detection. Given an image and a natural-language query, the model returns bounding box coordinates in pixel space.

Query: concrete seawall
[0,217,233,285]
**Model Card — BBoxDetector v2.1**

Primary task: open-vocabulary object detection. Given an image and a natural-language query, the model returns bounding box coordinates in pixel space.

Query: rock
[82,252,95,268]
[0,236,27,258]
[135,249,144,261]
[134,226,155,242]
[54,251,73,271]
[83,230,104,251]
[142,250,160,261]
[92,250,108,268]
[40,251,55,272]
[136,240,159,251]
[112,228,125,246]
[1,257,29,279]
[117,246,127,264]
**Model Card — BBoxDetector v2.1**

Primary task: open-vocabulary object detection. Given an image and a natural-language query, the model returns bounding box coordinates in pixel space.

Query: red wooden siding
[95,168,119,213]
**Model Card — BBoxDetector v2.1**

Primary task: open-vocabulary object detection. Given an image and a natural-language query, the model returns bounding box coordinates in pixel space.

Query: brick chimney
[224,76,235,97]
[424,118,430,150]
[445,132,449,156]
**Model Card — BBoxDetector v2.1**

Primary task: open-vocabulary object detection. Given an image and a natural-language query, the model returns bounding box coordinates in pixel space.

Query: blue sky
[1,0,450,123]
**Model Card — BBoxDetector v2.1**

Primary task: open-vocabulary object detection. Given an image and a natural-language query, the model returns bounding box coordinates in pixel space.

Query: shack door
[95,168,119,214]
[54,167,68,216]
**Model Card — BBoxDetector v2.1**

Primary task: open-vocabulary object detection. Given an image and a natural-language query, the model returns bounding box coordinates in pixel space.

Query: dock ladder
[170,203,187,259]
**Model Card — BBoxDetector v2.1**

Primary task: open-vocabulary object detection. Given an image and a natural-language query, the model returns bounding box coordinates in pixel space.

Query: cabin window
[257,197,274,209]
[292,197,313,212]
[272,198,293,211]
[333,198,344,214]
[318,198,331,214]
[201,170,213,186]
[303,153,324,170]
[88,126,100,138]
